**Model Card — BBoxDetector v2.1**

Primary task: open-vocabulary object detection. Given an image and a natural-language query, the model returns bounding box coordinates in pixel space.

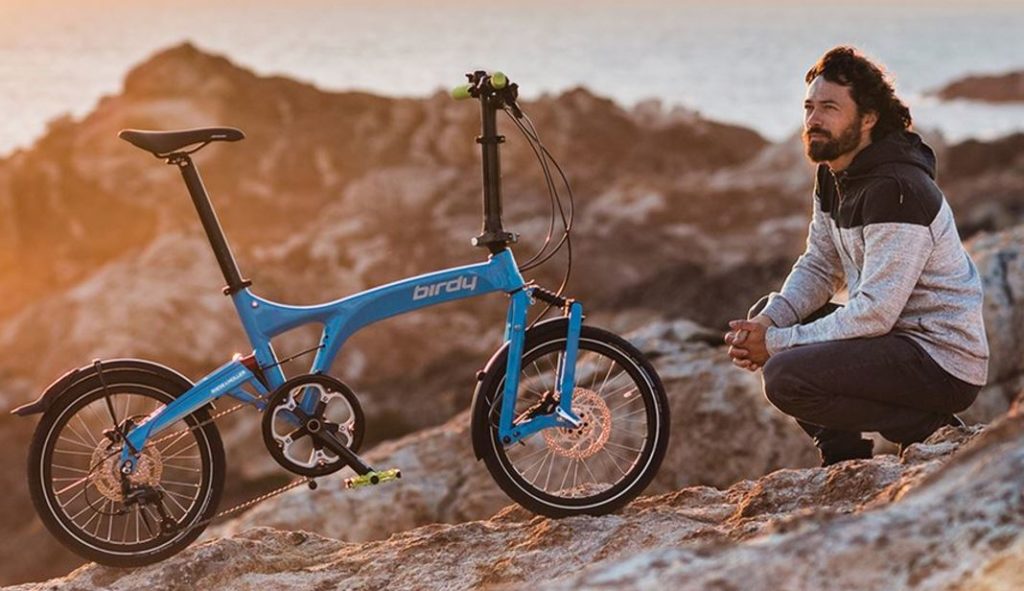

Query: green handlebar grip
[451,84,472,100]
[491,71,508,89]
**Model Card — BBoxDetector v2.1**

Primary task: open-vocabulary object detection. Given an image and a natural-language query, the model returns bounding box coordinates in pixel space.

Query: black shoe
[898,414,965,456]
[819,437,873,467]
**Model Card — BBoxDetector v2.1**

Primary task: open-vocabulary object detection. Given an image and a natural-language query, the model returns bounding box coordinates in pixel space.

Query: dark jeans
[751,299,980,446]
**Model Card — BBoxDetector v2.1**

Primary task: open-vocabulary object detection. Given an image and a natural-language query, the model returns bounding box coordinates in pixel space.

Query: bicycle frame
[118,74,585,471]
[121,248,584,466]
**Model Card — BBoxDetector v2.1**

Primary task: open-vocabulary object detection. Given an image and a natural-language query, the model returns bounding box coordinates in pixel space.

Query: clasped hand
[724,316,772,371]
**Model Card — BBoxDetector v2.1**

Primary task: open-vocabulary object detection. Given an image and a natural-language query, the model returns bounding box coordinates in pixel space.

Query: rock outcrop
[942,133,1024,237]
[931,70,1024,103]
[13,408,1019,591]
[968,226,1024,419]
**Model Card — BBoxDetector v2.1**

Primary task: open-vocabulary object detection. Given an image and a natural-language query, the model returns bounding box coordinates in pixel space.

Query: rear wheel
[472,323,669,517]
[27,372,225,567]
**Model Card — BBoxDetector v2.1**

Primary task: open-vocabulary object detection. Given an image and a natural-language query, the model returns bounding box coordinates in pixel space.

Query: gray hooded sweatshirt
[761,131,989,386]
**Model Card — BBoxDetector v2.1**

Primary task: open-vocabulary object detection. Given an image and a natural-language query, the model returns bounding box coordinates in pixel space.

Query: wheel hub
[90,442,163,502]
[543,387,612,459]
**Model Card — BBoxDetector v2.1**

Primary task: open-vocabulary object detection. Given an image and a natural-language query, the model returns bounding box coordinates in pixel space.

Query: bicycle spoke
[600,446,630,476]
[604,440,642,453]
[68,499,96,523]
[544,355,559,393]
[614,407,648,420]
[57,435,94,450]
[54,449,97,459]
[122,503,131,542]
[579,455,601,487]
[558,456,572,492]
[594,356,616,394]
[162,463,201,472]
[520,447,554,476]
[54,475,91,496]
[600,377,637,402]
[65,420,96,449]
[159,486,190,514]
[57,485,89,509]
[91,500,108,537]
[163,488,197,503]
[160,479,201,489]
[162,441,199,461]
[525,448,550,485]
[542,449,557,491]
[607,392,642,413]
[52,464,90,474]
[155,429,192,455]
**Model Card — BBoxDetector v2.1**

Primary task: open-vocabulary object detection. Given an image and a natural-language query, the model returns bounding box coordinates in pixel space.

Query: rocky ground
[7,402,1019,591]
[3,44,1024,587]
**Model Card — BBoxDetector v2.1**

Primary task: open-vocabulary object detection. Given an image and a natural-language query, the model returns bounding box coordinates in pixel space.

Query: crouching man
[725,46,989,466]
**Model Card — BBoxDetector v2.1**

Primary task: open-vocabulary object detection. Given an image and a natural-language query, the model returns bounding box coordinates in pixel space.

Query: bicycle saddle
[118,127,245,156]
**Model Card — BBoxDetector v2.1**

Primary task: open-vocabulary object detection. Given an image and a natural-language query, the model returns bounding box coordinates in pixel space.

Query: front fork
[497,288,584,445]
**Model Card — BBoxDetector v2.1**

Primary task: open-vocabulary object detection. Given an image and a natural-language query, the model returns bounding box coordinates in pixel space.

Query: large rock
[942,133,1024,238]
[14,415,1004,590]
[931,70,1024,103]
[548,413,1024,590]
[966,226,1024,421]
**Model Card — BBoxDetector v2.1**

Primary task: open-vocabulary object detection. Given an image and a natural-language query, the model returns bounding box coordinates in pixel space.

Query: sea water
[0,0,1022,156]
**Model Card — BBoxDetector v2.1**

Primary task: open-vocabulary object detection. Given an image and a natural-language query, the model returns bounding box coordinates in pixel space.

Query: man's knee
[762,352,802,413]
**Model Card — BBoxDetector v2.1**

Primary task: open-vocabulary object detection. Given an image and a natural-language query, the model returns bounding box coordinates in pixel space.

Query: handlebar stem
[472,87,518,253]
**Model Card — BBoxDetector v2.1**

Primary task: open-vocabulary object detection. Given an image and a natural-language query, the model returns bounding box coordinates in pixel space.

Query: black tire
[27,370,225,567]
[472,322,669,517]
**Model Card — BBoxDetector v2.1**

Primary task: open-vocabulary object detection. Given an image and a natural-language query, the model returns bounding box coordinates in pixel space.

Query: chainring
[261,374,365,477]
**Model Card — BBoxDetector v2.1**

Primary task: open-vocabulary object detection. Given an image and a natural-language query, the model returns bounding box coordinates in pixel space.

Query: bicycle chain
[123,400,316,539]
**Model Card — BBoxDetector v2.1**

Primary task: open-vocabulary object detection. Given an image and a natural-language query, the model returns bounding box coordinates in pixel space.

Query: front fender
[11,359,195,417]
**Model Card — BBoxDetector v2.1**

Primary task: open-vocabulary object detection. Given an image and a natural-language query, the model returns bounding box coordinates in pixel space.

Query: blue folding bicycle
[15,71,669,566]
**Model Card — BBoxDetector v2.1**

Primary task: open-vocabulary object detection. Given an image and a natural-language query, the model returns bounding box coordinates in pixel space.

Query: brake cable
[501,105,576,327]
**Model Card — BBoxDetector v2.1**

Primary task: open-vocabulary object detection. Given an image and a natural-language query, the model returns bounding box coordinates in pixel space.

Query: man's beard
[803,115,863,163]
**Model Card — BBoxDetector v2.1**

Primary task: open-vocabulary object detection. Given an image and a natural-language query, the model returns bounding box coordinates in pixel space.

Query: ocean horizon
[2,0,1023,156]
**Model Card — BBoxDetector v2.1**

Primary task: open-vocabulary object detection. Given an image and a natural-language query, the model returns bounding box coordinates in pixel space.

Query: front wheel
[472,322,669,517]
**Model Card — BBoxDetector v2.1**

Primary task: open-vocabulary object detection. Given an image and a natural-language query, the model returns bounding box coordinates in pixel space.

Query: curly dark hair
[805,46,912,141]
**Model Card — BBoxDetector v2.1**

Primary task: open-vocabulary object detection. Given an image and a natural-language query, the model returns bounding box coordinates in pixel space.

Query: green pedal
[344,468,402,489]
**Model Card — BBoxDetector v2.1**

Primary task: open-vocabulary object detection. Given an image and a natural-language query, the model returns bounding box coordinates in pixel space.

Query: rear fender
[11,359,196,417]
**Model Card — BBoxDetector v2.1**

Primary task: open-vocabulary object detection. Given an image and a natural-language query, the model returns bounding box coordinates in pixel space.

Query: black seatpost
[169,154,252,295]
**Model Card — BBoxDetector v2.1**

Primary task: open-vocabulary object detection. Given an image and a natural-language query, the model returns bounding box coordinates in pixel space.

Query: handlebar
[451,70,521,118]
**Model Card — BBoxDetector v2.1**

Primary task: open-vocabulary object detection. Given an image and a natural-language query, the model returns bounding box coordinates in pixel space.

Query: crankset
[261,374,366,477]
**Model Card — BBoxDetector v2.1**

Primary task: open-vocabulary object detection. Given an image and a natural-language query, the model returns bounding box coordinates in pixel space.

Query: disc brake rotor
[543,387,612,459]
[90,442,163,502]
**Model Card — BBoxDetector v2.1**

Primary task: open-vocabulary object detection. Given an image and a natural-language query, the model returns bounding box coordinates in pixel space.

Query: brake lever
[505,83,524,119]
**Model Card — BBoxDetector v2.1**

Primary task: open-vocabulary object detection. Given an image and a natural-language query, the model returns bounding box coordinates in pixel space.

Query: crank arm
[308,429,373,475]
